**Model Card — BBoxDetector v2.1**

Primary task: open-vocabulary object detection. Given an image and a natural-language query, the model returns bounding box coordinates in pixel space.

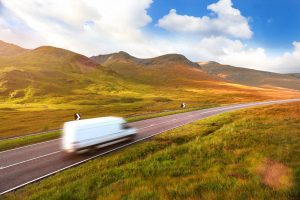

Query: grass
[4,102,300,200]
[126,104,218,122]
[1,84,298,139]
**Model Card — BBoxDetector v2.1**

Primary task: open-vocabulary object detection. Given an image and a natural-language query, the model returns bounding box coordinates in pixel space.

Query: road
[0,99,300,195]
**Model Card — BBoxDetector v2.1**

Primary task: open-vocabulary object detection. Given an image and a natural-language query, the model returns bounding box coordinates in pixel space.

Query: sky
[0,0,299,73]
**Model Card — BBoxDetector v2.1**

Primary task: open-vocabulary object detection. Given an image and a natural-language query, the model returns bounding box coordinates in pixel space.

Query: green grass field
[4,102,300,200]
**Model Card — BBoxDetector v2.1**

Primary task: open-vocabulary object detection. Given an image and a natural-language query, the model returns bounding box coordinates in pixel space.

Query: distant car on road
[62,117,136,153]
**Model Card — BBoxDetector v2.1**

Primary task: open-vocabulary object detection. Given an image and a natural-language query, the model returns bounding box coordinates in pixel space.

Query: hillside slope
[199,62,300,90]
[0,40,28,56]
[0,46,106,97]
[91,52,212,86]
[290,73,300,79]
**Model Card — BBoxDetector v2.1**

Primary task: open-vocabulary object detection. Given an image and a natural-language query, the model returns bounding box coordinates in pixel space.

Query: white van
[62,117,136,153]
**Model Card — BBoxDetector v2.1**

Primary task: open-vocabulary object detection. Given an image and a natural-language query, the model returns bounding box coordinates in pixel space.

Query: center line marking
[0,150,62,170]
[137,108,234,131]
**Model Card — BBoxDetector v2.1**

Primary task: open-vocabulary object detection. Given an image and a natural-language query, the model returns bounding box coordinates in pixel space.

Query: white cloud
[0,0,153,54]
[217,41,300,73]
[157,0,252,39]
[0,0,299,73]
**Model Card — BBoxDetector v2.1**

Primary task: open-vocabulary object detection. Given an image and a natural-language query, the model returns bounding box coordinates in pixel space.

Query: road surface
[1,99,300,195]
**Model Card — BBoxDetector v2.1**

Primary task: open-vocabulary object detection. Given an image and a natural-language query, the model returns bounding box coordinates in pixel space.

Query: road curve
[1,99,300,195]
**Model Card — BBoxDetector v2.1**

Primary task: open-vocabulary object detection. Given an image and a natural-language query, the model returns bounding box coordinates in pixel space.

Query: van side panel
[62,117,136,152]
[75,124,121,148]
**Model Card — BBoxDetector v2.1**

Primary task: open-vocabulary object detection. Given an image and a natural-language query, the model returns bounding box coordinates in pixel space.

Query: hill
[92,51,199,67]
[199,62,300,90]
[0,40,299,137]
[290,73,300,79]
[91,52,207,86]
[0,40,28,56]
[0,45,103,97]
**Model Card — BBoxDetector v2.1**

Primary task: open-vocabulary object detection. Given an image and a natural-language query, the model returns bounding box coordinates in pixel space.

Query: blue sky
[0,0,299,72]
[148,0,300,53]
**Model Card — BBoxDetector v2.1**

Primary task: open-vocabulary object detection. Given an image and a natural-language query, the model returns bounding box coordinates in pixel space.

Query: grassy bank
[4,102,300,199]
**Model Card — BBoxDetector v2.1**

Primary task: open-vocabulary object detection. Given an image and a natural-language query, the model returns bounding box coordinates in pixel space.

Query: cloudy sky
[0,0,299,73]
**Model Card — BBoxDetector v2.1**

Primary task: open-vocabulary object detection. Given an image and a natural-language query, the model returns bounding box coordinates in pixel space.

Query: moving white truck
[62,117,136,153]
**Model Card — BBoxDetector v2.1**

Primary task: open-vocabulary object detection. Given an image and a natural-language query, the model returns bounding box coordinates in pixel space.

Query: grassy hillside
[0,41,299,138]
[0,40,28,56]
[92,52,210,86]
[5,102,300,200]
[199,61,300,90]
[290,73,300,79]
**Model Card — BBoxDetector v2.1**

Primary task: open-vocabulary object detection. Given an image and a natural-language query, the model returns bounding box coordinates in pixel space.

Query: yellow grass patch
[256,159,293,190]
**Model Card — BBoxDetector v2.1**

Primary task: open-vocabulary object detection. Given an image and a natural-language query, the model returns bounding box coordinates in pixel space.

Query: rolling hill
[290,73,300,79]
[93,52,300,91]
[0,45,104,98]
[91,51,211,86]
[198,61,300,90]
[0,40,299,137]
[0,40,28,56]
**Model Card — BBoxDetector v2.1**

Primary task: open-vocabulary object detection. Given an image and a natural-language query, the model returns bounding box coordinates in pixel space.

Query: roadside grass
[126,104,218,122]
[4,102,300,199]
[0,131,61,152]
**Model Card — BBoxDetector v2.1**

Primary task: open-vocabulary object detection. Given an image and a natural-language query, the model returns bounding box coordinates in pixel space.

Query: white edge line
[1,99,300,195]
[0,139,61,155]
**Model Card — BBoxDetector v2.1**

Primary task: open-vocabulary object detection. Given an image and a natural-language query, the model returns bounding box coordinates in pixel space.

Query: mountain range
[198,61,300,90]
[92,51,300,90]
[0,40,299,102]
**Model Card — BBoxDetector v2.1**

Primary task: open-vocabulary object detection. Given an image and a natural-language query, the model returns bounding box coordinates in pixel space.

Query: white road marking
[0,150,62,170]
[0,138,61,155]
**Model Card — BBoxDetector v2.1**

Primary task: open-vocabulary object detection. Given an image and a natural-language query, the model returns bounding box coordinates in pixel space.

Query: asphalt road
[1,99,300,195]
